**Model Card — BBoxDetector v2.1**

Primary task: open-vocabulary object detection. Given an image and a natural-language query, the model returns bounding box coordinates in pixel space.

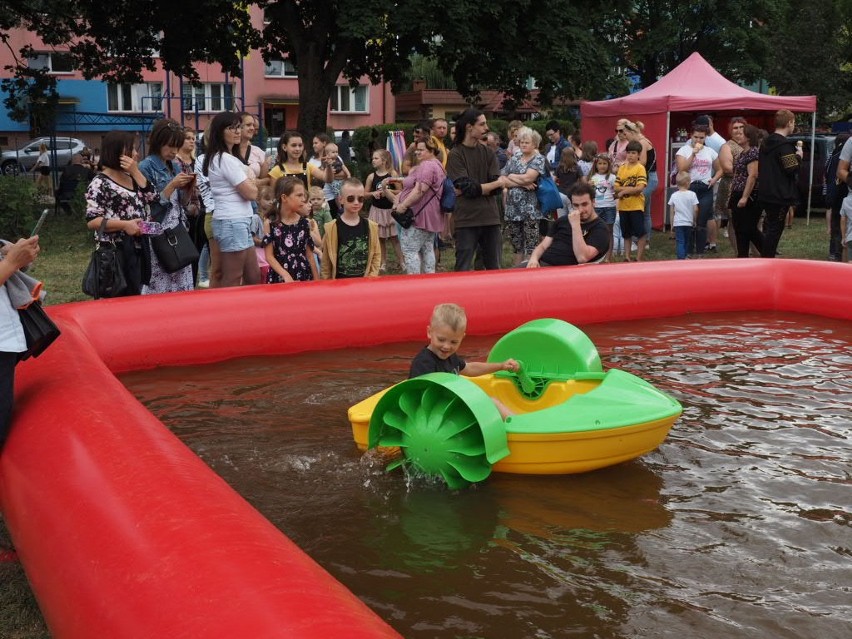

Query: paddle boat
[348,319,682,489]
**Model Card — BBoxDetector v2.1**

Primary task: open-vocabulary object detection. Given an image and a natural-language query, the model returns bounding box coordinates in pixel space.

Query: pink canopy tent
[580,52,817,229]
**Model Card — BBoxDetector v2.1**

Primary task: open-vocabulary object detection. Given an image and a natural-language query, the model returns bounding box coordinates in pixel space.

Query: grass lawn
[0,206,843,639]
[25,208,841,306]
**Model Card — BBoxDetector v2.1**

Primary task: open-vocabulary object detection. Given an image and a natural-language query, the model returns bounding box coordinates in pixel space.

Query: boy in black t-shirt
[409,303,519,418]
[320,178,381,279]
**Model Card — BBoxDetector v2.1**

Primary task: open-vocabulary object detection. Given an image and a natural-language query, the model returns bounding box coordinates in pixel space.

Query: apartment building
[0,15,395,156]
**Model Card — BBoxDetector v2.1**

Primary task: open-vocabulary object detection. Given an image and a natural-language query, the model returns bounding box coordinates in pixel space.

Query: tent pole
[664,111,671,231]
[807,112,816,226]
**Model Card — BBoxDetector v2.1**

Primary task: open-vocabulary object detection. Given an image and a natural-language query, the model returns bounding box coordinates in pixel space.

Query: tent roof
[581,52,816,116]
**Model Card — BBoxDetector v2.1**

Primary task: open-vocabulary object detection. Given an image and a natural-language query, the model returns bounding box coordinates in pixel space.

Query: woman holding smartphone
[138,118,196,294]
[85,130,158,295]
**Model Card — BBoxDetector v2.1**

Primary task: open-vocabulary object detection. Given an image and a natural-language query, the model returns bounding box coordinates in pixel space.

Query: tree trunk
[297,72,333,140]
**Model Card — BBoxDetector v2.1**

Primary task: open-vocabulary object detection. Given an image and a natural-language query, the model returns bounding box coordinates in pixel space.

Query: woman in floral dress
[85,130,159,295]
[263,177,318,283]
[501,126,547,265]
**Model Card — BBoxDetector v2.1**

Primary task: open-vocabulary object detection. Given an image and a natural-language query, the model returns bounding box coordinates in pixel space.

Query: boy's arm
[462,359,519,377]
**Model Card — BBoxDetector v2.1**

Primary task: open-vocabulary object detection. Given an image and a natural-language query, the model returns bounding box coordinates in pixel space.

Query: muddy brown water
[121,311,852,639]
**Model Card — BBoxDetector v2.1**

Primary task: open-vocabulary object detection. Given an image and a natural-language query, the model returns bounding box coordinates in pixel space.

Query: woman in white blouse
[202,112,260,287]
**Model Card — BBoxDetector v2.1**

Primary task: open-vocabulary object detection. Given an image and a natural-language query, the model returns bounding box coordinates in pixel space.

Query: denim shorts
[212,217,253,253]
[596,206,617,225]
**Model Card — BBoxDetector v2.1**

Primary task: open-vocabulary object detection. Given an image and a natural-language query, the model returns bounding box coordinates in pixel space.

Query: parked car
[788,134,835,210]
[1,136,86,175]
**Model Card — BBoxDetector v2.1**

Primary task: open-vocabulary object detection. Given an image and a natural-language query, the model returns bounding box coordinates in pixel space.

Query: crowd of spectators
[19,106,833,304]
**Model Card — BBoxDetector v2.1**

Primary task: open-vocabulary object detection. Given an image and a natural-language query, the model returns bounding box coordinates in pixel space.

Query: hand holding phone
[30,208,50,237]
[139,221,164,235]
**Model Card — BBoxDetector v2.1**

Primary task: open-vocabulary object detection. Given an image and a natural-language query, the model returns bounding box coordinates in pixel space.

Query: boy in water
[410,303,519,417]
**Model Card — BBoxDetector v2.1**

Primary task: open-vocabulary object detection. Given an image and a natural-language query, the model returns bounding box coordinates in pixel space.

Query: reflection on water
[121,312,852,639]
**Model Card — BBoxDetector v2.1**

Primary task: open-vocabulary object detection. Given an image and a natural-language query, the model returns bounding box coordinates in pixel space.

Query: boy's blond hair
[431,303,467,332]
[308,186,325,200]
[676,171,691,188]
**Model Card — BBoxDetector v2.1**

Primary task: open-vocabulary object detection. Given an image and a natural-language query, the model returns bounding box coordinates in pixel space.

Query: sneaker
[197,279,210,289]
[705,244,717,252]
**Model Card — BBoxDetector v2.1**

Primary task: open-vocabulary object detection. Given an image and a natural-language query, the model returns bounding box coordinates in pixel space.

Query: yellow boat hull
[348,372,679,475]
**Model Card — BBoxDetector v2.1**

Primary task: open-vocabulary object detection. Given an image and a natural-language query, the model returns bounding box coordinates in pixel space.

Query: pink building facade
[0,11,394,149]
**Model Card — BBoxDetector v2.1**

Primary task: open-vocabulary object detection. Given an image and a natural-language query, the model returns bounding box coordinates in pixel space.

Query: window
[181,83,234,112]
[265,58,297,77]
[330,85,368,113]
[107,83,163,112]
[27,52,74,74]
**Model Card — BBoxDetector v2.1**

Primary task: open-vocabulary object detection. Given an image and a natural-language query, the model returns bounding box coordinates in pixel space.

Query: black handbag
[17,301,60,362]
[150,214,199,273]
[391,209,416,229]
[82,218,128,299]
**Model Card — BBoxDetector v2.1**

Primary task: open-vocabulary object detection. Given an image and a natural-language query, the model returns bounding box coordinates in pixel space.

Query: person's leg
[399,227,420,274]
[217,251,244,287]
[761,204,787,258]
[632,210,647,261]
[829,207,842,261]
[453,227,477,271]
[480,224,503,270]
[619,211,633,261]
[507,220,524,266]
[241,247,261,285]
[643,171,658,249]
[674,226,687,259]
[522,218,540,261]
[378,237,387,270]
[691,184,710,255]
[421,230,437,274]
[744,202,765,257]
[731,209,749,258]
[0,352,17,447]
[389,234,403,270]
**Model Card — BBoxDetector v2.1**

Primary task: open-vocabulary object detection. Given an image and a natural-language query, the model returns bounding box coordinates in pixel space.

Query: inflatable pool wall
[2,259,850,638]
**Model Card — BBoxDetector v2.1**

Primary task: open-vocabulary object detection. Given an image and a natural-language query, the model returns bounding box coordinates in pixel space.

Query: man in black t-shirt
[524,183,610,267]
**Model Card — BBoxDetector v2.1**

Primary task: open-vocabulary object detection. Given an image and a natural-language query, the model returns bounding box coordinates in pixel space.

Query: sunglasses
[616,128,625,133]
[345,195,368,203]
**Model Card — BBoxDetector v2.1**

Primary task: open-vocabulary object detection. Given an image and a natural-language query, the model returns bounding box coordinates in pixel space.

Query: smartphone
[30,208,50,237]
[139,221,164,235]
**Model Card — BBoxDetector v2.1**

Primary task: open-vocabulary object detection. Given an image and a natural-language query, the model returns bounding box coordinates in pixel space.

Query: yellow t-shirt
[269,163,311,187]
[615,162,647,211]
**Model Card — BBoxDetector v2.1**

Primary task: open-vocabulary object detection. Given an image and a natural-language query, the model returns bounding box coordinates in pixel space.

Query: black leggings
[729,192,764,257]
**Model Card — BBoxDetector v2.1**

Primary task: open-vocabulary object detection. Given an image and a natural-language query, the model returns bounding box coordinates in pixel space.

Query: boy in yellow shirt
[614,141,648,261]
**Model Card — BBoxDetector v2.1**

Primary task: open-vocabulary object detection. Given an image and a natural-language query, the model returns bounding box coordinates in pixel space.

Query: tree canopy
[2,0,851,134]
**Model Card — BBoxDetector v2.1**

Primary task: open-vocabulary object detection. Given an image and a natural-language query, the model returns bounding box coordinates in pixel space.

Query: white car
[1,136,86,175]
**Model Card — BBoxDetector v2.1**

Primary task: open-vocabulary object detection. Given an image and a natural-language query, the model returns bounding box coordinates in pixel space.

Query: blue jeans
[674,226,693,260]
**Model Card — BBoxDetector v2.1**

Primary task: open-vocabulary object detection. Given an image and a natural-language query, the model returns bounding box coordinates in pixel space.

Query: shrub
[0,176,40,239]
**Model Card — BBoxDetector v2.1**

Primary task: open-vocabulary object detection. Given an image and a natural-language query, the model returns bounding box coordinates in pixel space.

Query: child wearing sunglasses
[320,178,381,279]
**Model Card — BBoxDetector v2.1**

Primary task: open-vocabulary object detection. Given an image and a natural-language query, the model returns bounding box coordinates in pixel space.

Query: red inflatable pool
[2,259,849,638]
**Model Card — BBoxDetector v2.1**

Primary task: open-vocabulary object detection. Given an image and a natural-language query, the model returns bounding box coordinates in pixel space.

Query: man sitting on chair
[56,154,94,215]
[523,182,610,267]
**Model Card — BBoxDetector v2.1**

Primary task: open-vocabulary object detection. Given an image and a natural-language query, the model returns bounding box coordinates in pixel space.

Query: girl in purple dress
[262,177,318,283]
